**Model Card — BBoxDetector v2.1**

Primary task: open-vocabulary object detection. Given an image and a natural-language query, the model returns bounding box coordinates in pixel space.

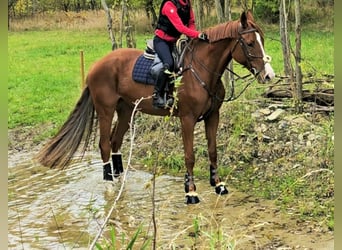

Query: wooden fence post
[80,50,85,89]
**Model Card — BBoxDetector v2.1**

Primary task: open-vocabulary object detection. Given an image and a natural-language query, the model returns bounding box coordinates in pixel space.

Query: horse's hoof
[185,192,200,204]
[215,182,229,195]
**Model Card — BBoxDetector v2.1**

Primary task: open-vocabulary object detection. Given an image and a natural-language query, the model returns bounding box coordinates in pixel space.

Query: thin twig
[89,96,148,249]
[149,100,177,249]
[49,204,67,249]
[13,199,25,250]
[152,152,157,250]
[299,168,334,179]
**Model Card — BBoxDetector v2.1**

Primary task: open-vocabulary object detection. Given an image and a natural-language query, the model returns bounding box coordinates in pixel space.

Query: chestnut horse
[36,11,275,204]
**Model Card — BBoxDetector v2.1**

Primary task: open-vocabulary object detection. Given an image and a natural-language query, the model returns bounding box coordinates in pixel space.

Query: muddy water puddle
[8,154,333,249]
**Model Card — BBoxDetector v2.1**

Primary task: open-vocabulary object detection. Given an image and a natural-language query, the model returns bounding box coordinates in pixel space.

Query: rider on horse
[152,0,208,108]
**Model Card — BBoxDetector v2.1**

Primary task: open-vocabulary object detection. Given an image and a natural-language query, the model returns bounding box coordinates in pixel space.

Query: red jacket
[155,0,200,42]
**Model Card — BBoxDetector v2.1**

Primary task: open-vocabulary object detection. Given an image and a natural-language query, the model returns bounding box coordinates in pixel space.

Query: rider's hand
[198,32,209,42]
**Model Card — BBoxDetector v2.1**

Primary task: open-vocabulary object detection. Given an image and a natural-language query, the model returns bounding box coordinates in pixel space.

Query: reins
[223,67,256,102]
[174,27,263,121]
[176,39,256,122]
[180,32,258,103]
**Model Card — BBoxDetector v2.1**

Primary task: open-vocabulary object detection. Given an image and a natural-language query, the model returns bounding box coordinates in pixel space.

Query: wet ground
[8,150,334,250]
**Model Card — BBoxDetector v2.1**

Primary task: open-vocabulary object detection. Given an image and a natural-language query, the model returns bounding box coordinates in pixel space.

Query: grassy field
[8,27,333,131]
[8,11,334,243]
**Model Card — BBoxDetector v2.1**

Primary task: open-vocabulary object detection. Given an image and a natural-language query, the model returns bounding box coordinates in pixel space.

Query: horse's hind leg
[204,109,229,195]
[110,100,134,177]
[96,104,116,181]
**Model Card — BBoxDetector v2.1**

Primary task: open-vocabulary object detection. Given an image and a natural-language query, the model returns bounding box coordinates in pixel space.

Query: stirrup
[152,96,166,109]
[166,96,174,107]
[153,102,166,109]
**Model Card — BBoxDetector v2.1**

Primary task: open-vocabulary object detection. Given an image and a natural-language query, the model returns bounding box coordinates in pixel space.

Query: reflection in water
[8,155,108,249]
[9,153,328,249]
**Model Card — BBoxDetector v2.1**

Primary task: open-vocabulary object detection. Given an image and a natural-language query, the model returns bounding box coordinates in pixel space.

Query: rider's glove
[198,32,209,42]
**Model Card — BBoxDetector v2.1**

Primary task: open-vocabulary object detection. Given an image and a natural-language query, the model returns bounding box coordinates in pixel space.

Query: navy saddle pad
[132,55,155,85]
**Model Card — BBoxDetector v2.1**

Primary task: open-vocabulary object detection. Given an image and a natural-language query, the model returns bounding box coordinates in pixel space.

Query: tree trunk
[222,0,234,98]
[101,0,117,50]
[8,0,18,28]
[89,0,96,10]
[241,0,252,10]
[214,0,224,23]
[294,0,303,112]
[193,0,204,30]
[224,0,231,20]
[121,0,136,48]
[279,0,294,84]
[145,0,157,29]
[32,0,37,15]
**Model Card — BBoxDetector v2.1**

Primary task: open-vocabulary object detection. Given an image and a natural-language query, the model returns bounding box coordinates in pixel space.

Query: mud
[8,142,334,249]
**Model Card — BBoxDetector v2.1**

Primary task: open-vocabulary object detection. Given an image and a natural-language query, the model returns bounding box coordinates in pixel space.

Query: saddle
[132,37,188,85]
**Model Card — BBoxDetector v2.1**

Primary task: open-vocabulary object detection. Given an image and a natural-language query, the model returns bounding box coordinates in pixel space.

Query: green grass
[268,30,334,76]
[8,30,151,138]
[95,224,151,250]
[8,31,101,127]
[8,28,333,132]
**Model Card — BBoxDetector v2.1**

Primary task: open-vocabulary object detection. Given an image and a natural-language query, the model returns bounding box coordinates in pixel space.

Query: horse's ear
[240,11,248,28]
[246,10,255,22]
[241,10,254,28]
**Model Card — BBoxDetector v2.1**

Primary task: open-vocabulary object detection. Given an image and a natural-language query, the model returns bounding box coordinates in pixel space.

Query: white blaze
[255,32,275,80]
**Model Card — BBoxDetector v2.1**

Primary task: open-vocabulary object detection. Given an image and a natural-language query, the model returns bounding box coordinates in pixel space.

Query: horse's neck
[189,39,234,80]
[210,39,235,69]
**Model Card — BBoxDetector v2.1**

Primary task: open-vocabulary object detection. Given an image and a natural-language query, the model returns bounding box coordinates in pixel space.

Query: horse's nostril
[264,74,273,82]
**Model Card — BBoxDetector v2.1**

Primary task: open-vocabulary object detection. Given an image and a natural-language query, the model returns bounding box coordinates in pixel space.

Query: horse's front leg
[181,116,200,204]
[204,109,229,195]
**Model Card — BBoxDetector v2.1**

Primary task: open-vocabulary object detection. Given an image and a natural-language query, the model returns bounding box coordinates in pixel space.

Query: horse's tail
[35,86,95,169]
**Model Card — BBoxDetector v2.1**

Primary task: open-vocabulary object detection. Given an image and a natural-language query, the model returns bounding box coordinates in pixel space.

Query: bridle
[230,28,272,76]
[174,26,271,121]
[178,27,269,100]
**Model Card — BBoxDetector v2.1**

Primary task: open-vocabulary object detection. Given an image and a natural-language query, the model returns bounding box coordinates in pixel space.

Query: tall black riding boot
[153,69,168,109]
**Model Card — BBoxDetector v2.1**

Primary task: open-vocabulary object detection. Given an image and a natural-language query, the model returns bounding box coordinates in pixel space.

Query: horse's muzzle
[263,62,275,81]
[256,62,275,83]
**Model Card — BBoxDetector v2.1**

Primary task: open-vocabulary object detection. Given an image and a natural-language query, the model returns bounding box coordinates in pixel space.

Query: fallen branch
[264,88,334,107]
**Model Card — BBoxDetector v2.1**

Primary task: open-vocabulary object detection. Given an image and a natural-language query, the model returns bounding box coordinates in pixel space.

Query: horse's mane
[206,19,264,42]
